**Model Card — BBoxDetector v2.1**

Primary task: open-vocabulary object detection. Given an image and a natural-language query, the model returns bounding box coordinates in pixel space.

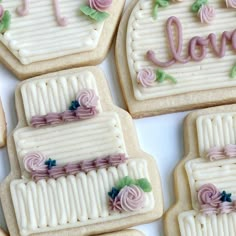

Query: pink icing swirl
[200,204,218,215]
[16,0,30,16]
[0,5,4,19]
[23,152,47,173]
[109,197,122,212]
[198,184,221,207]
[218,202,234,214]
[198,5,216,24]
[77,89,98,109]
[137,69,156,88]
[30,153,127,181]
[75,106,98,119]
[117,185,145,212]
[224,144,236,158]
[207,147,225,161]
[89,0,112,11]
[226,0,236,8]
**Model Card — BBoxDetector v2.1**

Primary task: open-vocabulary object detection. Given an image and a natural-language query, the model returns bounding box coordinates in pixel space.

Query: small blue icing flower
[108,187,119,200]
[45,158,57,170]
[69,100,80,111]
[221,191,232,202]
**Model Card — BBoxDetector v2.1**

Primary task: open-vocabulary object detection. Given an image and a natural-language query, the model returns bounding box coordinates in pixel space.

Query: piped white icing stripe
[178,210,236,236]
[14,112,127,174]
[185,158,236,211]
[196,113,236,156]
[126,0,236,100]
[20,71,102,125]
[10,159,154,236]
[0,0,104,65]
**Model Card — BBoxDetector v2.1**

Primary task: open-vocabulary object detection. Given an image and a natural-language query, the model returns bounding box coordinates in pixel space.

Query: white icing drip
[185,158,236,211]
[178,210,236,236]
[126,0,236,100]
[14,112,127,175]
[20,70,102,125]
[10,159,154,236]
[0,0,104,65]
[197,113,236,156]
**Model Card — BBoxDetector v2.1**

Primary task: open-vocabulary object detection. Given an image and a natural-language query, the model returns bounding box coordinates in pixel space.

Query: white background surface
[0,1,190,235]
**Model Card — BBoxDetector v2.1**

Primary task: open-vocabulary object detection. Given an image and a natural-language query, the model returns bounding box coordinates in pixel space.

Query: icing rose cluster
[89,0,112,11]
[198,4,215,24]
[23,152,127,181]
[108,176,152,213]
[207,144,236,161]
[226,0,236,8]
[137,68,156,87]
[198,184,235,215]
[31,89,99,128]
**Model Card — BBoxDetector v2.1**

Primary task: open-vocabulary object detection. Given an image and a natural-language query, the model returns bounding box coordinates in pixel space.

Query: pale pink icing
[200,204,218,215]
[61,110,78,122]
[146,16,236,68]
[137,69,156,88]
[75,107,98,119]
[45,112,64,125]
[226,0,236,8]
[198,5,216,24]
[109,197,122,212]
[52,0,68,26]
[24,152,48,173]
[77,89,98,108]
[218,202,234,214]
[117,185,145,212]
[207,144,236,160]
[89,0,112,11]
[30,154,127,181]
[16,0,30,16]
[198,184,221,207]
[206,147,225,161]
[0,5,4,19]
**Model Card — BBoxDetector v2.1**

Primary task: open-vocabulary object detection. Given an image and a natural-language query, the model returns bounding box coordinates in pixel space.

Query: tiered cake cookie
[0,0,125,79]
[116,0,236,118]
[0,67,163,236]
[165,104,236,236]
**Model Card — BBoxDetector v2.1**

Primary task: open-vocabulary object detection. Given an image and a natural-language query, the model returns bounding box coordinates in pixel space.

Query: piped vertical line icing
[16,0,30,16]
[52,0,68,27]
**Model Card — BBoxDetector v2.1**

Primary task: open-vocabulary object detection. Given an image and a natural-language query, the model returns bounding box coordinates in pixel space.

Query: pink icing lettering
[147,16,236,68]
[16,0,30,16]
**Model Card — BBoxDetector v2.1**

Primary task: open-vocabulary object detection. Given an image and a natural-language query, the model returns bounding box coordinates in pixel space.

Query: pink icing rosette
[117,185,145,212]
[89,0,112,11]
[23,152,47,173]
[77,89,98,109]
[226,0,236,8]
[198,184,221,207]
[137,68,156,88]
[198,5,216,24]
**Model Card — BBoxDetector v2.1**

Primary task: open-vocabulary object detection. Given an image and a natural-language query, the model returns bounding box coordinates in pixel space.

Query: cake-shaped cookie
[0,1,125,79]
[0,67,163,236]
[165,104,236,236]
[116,0,236,117]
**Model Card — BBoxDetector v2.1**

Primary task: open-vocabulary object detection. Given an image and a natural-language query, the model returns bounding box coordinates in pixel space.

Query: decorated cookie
[0,97,6,148]
[0,1,125,80]
[116,0,236,118]
[0,67,163,236]
[165,104,236,236]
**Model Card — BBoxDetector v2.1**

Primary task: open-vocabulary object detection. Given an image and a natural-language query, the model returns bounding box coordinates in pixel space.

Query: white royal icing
[0,0,104,65]
[126,0,236,100]
[11,159,154,236]
[20,70,102,125]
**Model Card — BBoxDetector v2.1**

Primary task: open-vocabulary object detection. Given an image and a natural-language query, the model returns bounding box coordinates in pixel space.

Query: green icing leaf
[191,0,208,13]
[230,64,236,79]
[0,10,11,33]
[153,0,169,19]
[156,69,177,84]
[80,5,109,22]
[116,176,135,190]
[135,178,152,192]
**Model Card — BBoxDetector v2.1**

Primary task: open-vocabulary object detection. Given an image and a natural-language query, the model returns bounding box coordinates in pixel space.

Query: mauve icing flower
[198,184,221,207]
[89,0,112,11]
[137,68,156,88]
[77,89,98,108]
[23,152,47,173]
[109,197,122,212]
[198,5,216,24]
[226,0,236,8]
[118,185,145,212]
[0,5,4,20]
